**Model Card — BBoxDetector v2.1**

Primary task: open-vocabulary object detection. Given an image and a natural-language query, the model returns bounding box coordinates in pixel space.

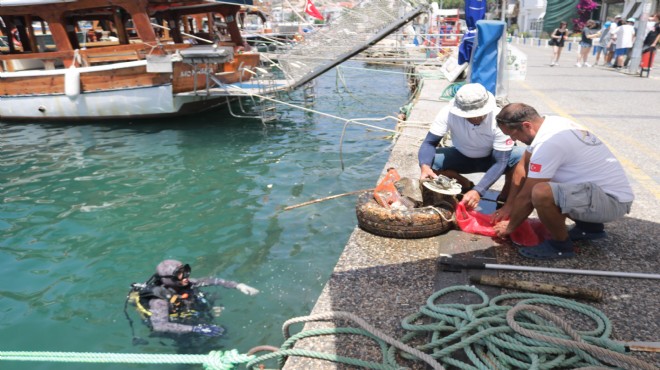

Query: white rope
[224,84,429,138]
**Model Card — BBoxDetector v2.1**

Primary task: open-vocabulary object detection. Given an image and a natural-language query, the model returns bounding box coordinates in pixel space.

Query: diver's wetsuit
[148,277,238,334]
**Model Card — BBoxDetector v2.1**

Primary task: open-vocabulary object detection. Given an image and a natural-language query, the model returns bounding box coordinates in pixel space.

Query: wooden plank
[80,66,170,91]
[0,75,63,95]
[0,66,170,96]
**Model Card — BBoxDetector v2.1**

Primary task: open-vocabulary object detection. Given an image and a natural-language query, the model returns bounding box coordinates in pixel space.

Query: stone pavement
[282,43,659,369]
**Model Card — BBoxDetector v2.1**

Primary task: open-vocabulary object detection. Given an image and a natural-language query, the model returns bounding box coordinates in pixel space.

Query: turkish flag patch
[530,163,542,172]
[506,138,513,145]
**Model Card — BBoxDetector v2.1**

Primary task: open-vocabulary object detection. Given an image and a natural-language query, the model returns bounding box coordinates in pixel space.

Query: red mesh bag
[455,203,549,246]
[455,202,497,237]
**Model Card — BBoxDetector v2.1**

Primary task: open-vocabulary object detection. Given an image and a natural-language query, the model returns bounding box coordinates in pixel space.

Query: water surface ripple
[0,61,411,369]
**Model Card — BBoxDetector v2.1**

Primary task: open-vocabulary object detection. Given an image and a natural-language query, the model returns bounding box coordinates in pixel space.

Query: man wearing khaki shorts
[491,103,634,260]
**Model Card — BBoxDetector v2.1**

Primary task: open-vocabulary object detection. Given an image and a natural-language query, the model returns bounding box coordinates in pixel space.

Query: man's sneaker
[568,227,607,241]
[585,63,592,67]
[575,63,583,67]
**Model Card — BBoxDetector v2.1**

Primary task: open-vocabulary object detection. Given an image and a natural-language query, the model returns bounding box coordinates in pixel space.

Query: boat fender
[65,66,81,98]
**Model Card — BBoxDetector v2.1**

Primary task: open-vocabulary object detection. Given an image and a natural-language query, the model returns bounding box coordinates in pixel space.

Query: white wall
[518,0,546,35]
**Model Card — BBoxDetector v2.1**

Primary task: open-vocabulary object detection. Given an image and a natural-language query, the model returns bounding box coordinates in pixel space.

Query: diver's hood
[156,259,186,287]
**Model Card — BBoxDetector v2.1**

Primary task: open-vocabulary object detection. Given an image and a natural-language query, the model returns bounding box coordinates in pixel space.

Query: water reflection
[0,61,411,368]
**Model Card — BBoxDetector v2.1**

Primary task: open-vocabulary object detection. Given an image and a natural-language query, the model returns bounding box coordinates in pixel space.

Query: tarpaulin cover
[470,20,504,95]
[543,0,579,34]
[465,0,487,30]
[458,29,476,64]
[459,0,486,63]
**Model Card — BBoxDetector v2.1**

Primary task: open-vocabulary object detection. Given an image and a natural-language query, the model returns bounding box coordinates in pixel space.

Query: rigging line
[250,34,288,46]
[224,84,428,137]
[335,65,429,76]
[150,23,213,44]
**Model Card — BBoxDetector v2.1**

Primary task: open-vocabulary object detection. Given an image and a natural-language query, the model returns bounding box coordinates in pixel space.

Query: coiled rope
[247,286,654,370]
[393,285,655,370]
[0,349,253,370]
[246,311,445,370]
[440,81,466,101]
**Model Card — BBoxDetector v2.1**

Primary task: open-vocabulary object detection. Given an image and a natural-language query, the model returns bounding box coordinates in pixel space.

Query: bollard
[568,42,572,51]
[537,38,541,47]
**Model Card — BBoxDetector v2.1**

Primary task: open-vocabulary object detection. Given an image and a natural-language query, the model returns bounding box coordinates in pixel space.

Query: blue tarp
[470,20,505,95]
[464,0,487,30]
[459,0,487,64]
[458,29,476,64]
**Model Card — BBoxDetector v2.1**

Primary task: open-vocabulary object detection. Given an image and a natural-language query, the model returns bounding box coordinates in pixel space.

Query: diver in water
[127,259,259,340]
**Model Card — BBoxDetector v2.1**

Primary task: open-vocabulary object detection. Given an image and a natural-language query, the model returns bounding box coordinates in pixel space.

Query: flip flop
[518,240,575,260]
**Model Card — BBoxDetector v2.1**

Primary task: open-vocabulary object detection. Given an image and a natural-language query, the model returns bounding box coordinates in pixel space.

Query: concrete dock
[282,42,659,369]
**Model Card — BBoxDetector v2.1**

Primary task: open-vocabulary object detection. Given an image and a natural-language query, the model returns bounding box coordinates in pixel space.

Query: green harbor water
[0,61,412,369]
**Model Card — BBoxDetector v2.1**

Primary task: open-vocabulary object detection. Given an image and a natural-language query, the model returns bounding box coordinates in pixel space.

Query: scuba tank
[124,274,215,344]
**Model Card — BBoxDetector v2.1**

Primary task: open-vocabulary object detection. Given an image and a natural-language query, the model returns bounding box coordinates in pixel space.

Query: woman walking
[576,20,601,67]
[549,21,569,66]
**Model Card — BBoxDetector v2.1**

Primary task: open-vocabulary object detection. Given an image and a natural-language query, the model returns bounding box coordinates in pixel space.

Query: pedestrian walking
[548,21,569,66]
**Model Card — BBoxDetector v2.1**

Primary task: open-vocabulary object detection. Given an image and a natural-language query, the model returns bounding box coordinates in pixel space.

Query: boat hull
[0,57,258,121]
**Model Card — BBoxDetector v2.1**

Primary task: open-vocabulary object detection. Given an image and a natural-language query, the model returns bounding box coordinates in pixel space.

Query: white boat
[0,0,284,121]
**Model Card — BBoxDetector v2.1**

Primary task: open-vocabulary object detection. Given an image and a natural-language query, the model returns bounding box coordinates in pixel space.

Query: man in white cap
[418,83,524,209]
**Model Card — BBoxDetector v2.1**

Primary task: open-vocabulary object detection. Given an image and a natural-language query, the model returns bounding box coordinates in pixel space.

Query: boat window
[63,6,139,48]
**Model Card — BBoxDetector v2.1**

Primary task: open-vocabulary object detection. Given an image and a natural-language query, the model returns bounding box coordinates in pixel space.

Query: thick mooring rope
[246,311,445,370]
[394,285,655,370]
[0,349,253,370]
[247,286,655,370]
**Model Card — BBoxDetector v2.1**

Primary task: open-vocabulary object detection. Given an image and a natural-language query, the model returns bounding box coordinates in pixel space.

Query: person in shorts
[614,18,636,68]
[491,103,634,260]
[418,83,524,210]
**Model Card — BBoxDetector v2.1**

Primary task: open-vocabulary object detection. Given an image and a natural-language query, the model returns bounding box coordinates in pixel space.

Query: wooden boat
[0,0,270,121]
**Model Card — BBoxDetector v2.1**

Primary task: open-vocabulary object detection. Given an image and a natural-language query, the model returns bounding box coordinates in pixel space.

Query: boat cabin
[0,0,254,72]
[0,0,263,120]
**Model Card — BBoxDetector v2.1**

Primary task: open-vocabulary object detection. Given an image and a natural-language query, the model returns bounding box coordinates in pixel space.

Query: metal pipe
[439,257,660,280]
[484,263,660,280]
[291,6,428,89]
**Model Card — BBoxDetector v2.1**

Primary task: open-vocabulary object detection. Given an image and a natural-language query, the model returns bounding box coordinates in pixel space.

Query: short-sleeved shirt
[615,24,635,49]
[429,105,513,158]
[526,116,634,202]
[581,27,598,45]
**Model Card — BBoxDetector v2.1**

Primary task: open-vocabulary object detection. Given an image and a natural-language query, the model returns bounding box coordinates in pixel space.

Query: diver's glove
[236,283,259,296]
[192,324,223,337]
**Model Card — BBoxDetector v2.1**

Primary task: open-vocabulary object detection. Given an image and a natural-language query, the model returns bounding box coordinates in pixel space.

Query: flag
[529,163,542,172]
[305,0,324,20]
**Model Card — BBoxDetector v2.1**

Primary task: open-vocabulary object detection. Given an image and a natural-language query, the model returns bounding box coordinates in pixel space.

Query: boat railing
[0,43,198,73]
[0,50,76,72]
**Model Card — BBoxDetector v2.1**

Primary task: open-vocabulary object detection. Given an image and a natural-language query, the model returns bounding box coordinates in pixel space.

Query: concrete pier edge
[282,42,659,368]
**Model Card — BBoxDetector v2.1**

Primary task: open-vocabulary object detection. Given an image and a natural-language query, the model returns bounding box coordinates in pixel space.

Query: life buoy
[355,191,454,239]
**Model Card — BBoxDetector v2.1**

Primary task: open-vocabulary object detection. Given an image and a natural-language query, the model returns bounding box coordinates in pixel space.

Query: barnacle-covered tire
[355,191,454,239]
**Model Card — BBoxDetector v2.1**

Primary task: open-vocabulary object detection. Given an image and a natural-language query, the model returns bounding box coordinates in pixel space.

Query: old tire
[355,191,454,239]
